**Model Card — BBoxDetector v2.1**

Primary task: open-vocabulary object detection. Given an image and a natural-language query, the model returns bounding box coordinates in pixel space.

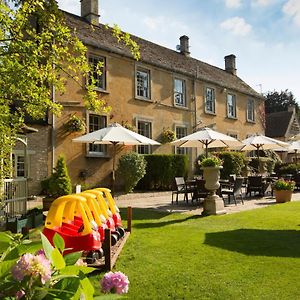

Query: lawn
[90,202,300,299]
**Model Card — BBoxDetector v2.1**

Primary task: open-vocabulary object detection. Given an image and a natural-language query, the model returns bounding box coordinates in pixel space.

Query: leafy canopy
[264,89,299,114]
[0,0,139,180]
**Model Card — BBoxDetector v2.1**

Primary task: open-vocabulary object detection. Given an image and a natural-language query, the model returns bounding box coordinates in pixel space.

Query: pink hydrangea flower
[12,253,52,284]
[15,290,25,299]
[101,271,129,294]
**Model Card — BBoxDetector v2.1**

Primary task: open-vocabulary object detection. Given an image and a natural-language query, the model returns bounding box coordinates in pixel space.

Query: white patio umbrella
[72,123,160,194]
[288,141,300,163]
[241,134,289,160]
[171,127,243,157]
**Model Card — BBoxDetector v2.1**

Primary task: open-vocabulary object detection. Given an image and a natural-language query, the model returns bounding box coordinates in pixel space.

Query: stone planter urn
[274,190,293,203]
[201,166,226,215]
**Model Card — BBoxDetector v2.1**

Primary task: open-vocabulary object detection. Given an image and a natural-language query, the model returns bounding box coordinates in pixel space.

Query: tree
[264,89,299,114]
[0,0,139,179]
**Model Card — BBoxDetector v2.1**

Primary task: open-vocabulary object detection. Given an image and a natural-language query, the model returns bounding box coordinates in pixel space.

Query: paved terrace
[114,191,300,215]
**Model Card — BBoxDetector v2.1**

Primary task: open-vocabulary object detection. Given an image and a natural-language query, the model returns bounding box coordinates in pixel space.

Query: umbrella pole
[257,146,260,174]
[112,143,117,196]
[205,142,208,158]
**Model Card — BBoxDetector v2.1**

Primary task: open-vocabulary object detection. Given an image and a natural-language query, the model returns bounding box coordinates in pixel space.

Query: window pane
[137,121,152,154]
[174,79,186,107]
[205,88,215,113]
[89,114,107,154]
[88,56,105,89]
[136,69,150,98]
[247,99,255,121]
[227,94,236,118]
[17,156,25,177]
[175,127,187,154]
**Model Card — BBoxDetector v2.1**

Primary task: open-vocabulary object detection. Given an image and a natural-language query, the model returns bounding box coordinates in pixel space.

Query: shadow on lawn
[205,229,300,257]
[134,214,202,229]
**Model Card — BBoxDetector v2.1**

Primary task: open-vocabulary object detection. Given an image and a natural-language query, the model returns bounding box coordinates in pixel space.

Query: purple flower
[12,253,52,284]
[101,271,129,294]
[15,290,25,299]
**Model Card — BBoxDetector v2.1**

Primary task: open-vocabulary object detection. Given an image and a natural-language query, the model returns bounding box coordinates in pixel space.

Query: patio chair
[172,177,194,204]
[191,179,209,203]
[246,176,269,197]
[221,177,244,205]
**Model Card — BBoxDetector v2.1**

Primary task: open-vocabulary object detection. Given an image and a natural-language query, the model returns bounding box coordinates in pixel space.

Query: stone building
[23,0,265,194]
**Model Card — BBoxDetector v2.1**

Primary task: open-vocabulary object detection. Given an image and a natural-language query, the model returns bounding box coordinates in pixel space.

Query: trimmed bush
[248,157,276,175]
[117,152,147,193]
[138,154,189,190]
[216,152,246,179]
[276,163,300,177]
[41,156,72,197]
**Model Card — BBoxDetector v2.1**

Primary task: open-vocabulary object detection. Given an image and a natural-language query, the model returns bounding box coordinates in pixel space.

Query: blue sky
[57,0,300,102]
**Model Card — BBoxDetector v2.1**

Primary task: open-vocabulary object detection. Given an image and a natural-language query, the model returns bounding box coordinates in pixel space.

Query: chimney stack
[179,35,190,57]
[224,54,237,75]
[80,0,100,25]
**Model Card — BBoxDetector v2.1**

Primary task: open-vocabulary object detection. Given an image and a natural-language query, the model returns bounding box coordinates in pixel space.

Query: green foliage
[0,0,140,179]
[137,154,189,190]
[248,157,276,174]
[117,152,147,193]
[41,156,72,197]
[273,179,295,191]
[199,156,222,167]
[217,151,246,179]
[276,163,300,176]
[161,128,175,144]
[0,231,97,299]
[265,89,298,114]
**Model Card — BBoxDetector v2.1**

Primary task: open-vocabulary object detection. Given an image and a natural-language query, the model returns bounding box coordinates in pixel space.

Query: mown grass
[90,202,300,299]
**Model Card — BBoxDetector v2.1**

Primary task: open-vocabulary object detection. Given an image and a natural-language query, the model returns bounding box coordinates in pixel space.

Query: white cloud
[225,0,242,8]
[283,0,300,27]
[251,0,275,7]
[220,17,252,36]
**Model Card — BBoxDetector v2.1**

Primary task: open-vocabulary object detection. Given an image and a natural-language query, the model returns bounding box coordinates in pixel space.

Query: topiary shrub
[117,152,147,193]
[276,163,300,177]
[216,151,246,179]
[41,156,72,197]
[248,157,276,175]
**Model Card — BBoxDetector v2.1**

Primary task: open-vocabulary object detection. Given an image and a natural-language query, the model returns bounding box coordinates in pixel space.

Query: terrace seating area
[171,174,277,206]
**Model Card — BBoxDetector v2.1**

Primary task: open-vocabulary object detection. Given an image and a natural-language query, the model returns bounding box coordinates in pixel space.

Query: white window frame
[205,87,216,114]
[227,93,236,118]
[174,78,186,107]
[136,119,153,154]
[175,125,188,155]
[247,99,255,122]
[86,112,107,157]
[88,55,106,90]
[136,67,151,100]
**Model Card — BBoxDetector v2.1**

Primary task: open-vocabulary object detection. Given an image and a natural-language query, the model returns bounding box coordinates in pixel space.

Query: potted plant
[273,178,295,203]
[199,156,226,215]
[161,128,176,144]
[64,114,85,133]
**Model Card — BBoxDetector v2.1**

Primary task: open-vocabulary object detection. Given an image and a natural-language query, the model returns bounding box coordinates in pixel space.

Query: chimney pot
[179,35,190,57]
[80,0,100,25]
[224,54,237,75]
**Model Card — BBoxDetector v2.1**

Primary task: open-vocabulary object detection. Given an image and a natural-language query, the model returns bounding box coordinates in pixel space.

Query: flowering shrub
[273,179,295,191]
[101,271,129,294]
[0,231,129,299]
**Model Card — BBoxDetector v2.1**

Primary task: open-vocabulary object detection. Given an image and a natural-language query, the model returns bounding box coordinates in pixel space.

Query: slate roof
[63,11,262,99]
[265,111,293,137]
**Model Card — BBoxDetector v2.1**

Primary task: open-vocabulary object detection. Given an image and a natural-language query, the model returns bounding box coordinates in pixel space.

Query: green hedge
[137,154,189,190]
[217,152,246,179]
[275,163,300,176]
